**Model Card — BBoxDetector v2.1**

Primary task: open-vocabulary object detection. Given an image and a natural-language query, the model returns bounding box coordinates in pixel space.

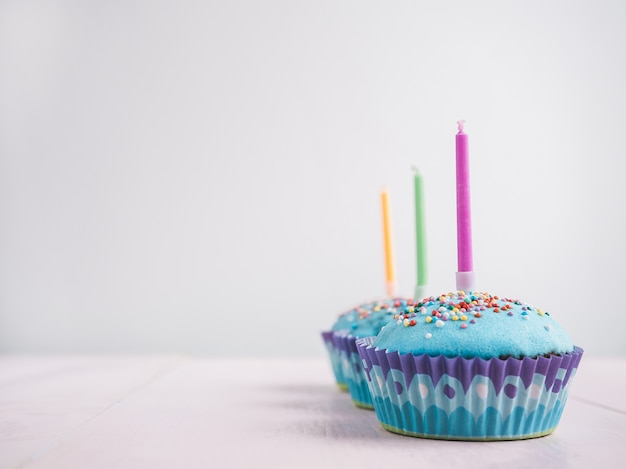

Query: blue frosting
[331,298,409,338]
[373,292,574,359]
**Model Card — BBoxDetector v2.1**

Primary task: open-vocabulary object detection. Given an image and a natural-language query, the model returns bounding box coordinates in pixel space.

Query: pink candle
[456,120,473,274]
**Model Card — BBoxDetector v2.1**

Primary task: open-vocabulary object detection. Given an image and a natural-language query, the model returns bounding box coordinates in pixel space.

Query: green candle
[413,167,427,300]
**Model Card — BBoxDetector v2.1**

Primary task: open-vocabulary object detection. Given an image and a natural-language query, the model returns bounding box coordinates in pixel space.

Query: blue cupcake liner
[333,332,374,409]
[356,337,583,441]
[321,331,347,391]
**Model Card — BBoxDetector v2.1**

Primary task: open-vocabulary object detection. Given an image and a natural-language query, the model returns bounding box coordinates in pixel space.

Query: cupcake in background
[321,303,378,391]
[321,329,348,391]
[333,298,411,408]
[332,167,429,409]
[321,186,413,398]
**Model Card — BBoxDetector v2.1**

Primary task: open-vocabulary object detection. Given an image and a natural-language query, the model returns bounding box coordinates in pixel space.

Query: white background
[1,0,624,356]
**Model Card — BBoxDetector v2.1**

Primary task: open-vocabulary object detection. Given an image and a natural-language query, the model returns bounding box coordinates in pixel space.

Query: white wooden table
[1,355,625,469]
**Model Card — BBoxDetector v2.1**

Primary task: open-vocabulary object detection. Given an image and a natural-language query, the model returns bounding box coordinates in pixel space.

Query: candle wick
[457,120,465,133]
[411,165,420,174]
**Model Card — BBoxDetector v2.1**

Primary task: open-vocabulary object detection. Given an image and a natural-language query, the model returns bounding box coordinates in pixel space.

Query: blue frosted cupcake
[321,334,347,392]
[321,303,372,391]
[333,299,411,408]
[322,299,409,401]
[357,291,583,440]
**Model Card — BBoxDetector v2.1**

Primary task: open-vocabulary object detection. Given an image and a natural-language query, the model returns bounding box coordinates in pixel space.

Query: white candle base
[455,271,476,292]
[414,285,427,301]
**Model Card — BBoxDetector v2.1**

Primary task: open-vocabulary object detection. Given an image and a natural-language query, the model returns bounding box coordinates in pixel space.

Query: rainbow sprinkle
[391,292,551,331]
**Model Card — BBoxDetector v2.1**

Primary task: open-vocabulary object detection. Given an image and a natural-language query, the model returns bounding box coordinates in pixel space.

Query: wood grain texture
[0,355,186,469]
[1,356,625,469]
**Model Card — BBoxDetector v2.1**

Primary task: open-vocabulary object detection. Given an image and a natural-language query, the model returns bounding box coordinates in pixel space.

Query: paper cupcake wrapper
[356,337,584,441]
[333,332,375,409]
[321,331,347,391]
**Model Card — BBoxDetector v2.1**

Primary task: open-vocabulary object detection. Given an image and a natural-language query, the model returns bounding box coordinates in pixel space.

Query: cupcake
[356,291,583,440]
[321,309,359,391]
[322,298,408,396]
[331,298,411,408]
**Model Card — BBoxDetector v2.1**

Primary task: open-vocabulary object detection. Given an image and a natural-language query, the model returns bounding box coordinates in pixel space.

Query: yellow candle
[381,188,397,297]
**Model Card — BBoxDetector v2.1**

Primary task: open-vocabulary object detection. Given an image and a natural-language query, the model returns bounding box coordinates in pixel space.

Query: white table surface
[1,355,625,469]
